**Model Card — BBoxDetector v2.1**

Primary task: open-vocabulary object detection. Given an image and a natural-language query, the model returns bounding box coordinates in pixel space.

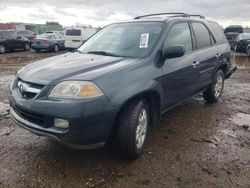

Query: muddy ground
[0,50,250,188]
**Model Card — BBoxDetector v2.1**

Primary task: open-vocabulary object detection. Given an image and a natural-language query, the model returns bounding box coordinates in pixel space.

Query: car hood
[19,52,139,85]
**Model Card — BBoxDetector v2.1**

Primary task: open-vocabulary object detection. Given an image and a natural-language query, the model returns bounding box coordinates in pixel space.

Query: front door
[162,22,200,109]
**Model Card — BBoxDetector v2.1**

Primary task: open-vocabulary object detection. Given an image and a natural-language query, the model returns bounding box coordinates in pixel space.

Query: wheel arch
[217,64,228,75]
[112,89,162,131]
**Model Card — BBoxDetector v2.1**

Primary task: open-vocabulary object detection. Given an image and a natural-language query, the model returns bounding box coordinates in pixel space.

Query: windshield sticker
[139,33,149,48]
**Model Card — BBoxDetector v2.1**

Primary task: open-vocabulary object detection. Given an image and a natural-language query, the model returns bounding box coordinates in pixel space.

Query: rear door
[162,22,200,109]
[207,22,231,69]
[190,22,218,89]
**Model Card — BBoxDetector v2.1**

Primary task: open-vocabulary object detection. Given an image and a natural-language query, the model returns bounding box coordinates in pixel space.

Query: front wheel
[0,44,6,54]
[203,70,225,103]
[116,99,150,159]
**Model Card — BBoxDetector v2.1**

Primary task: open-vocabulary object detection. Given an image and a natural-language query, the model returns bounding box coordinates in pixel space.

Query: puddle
[231,54,250,69]
[0,102,9,117]
[231,113,250,126]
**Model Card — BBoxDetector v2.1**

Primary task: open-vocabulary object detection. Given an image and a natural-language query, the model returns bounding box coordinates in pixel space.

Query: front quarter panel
[95,57,164,108]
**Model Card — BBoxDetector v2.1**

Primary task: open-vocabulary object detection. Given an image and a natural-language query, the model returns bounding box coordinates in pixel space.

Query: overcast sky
[0,0,250,27]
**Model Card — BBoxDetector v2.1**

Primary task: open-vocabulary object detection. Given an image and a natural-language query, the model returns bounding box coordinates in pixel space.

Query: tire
[234,44,238,52]
[24,43,30,51]
[203,70,225,103]
[246,47,250,56]
[54,44,59,52]
[35,49,41,53]
[0,44,6,54]
[116,99,150,159]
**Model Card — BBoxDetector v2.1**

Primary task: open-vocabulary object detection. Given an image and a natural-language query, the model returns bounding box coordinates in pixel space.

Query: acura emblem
[19,84,24,94]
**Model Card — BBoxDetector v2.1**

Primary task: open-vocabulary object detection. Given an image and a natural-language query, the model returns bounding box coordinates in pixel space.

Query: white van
[64,28,97,49]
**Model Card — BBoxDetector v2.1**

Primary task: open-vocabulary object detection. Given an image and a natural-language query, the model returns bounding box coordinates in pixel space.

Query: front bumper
[9,83,118,149]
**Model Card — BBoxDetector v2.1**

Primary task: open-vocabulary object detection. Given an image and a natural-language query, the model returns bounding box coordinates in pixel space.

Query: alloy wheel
[135,108,148,149]
[214,74,223,98]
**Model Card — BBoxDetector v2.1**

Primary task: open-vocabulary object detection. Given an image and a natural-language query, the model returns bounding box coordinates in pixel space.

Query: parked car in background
[10,13,236,159]
[17,30,36,41]
[0,30,30,54]
[234,33,250,54]
[224,25,244,49]
[31,33,65,52]
[64,28,97,49]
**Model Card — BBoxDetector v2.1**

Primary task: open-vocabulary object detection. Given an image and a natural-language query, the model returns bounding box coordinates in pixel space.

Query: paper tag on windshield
[139,33,149,48]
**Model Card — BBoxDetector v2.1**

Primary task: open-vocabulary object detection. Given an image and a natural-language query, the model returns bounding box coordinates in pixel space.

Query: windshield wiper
[87,51,118,57]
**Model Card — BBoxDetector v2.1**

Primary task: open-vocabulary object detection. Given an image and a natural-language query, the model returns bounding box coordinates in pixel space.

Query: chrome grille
[17,79,44,99]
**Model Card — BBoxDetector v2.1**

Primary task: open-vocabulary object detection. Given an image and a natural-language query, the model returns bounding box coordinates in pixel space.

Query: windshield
[237,33,250,40]
[78,22,165,58]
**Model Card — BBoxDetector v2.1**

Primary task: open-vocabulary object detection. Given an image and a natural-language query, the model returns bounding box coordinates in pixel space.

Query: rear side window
[66,29,81,36]
[0,31,16,39]
[207,22,227,44]
[192,22,212,49]
[164,22,192,53]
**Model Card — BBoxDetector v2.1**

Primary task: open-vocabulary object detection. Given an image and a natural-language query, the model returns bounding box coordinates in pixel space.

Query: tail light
[43,40,50,45]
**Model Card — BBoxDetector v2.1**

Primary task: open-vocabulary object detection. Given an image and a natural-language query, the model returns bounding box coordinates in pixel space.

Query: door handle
[193,61,200,68]
[216,53,221,59]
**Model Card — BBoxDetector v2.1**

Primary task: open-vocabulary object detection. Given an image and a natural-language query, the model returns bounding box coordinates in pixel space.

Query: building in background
[0,22,63,35]
[0,23,16,30]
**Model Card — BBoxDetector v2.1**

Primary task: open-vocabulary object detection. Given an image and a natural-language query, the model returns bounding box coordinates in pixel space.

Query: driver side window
[164,22,193,53]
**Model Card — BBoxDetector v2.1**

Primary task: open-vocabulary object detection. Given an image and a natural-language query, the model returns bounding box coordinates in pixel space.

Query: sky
[0,0,250,28]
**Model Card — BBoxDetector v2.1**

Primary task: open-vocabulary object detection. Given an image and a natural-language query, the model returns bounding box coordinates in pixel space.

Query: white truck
[64,28,97,49]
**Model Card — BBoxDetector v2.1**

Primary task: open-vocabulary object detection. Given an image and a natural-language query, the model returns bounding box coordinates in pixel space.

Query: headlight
[49,81,104,99]
[17,66,25,75]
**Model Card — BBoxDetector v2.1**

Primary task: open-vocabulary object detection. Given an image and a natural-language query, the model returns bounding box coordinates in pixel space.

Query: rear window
[224,27,243,34]
[36,34,54,39]
[66,29,81,36]
[207,22,228,44]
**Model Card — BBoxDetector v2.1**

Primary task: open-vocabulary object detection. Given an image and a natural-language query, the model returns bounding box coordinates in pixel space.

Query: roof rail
[134,13,190,19]
[189,14,205,19]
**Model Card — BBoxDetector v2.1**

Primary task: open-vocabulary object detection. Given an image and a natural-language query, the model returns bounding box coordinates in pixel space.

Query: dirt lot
[0,50,250,188]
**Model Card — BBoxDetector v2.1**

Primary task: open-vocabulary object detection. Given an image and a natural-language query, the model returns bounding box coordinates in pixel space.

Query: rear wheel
[54,44,59,52]
[116,99,150,159]
[0,44,6,54]
[24,43,30,51]
[203,70,225,103]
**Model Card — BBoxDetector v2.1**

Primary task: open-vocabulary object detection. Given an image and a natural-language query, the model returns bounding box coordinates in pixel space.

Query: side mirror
[163,45,185,59]
[16,35,22,40]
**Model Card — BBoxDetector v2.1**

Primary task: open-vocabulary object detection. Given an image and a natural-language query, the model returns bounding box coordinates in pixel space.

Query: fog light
[54,118,69,129]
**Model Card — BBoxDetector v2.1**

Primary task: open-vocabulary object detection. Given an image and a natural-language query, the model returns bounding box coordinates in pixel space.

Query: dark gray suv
[9,13,236,159]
